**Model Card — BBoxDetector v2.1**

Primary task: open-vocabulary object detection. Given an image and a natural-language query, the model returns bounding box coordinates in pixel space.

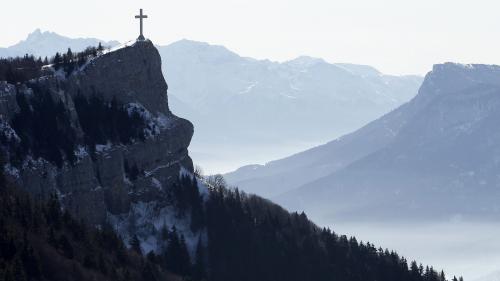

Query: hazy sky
[2,0,500,75]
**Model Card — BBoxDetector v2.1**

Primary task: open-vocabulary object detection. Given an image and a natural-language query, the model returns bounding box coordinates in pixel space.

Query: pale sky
[2,0,500,75]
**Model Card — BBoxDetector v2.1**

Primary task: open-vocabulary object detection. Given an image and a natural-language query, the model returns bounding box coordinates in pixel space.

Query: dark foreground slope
[204,177,457,281]
[0,180,178,281]
[0,171,458,281]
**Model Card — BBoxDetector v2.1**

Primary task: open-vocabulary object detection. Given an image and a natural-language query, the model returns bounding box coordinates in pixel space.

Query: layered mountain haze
[0,30,423,173]
[228,62,500,222]
[225,63,500,280]
[159,39,422,172]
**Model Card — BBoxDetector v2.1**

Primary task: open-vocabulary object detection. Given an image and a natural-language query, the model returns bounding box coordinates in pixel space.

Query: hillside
[0,163,458,281]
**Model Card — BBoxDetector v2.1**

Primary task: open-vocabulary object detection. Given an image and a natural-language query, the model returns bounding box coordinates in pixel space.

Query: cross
[135,9,148,41]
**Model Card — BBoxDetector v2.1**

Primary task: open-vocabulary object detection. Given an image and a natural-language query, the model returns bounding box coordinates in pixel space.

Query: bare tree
[194,165,204,179]
[206,174,227,189]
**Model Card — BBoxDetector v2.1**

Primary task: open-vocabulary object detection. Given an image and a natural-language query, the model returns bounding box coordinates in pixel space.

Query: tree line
[0,158,465,281]
[74,93,148,157]
[9,83,77,167]
[120,172,464,281]
[0,43,105,84]
[0,55,46,84]
[1,88,149,168]
[202,177,463,281]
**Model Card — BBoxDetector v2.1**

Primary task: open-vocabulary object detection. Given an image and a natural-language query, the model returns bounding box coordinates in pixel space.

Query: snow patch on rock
[0,119,20,142]
[108,200,204,256]
[3,164,20,179]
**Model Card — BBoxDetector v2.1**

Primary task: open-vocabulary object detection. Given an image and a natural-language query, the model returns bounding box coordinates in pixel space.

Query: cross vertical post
[135,9,148,41]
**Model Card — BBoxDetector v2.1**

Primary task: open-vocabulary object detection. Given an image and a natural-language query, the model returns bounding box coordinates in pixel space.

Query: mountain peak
[162,39,241,64]
[167,39,234,53]
[420,62,500,97]
[27,28,43,37]
[24,29,60,43]
[1,30,120,58]
[335,63,382,77]
[286,56,326,68]
[432,62,500,73]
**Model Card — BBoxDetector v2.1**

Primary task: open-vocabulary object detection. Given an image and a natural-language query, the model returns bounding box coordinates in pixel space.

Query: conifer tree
[129,234,142,255]
[66,48,73,61]
[58,234,74,259]
[193,235,206,281]
[97,42,104,53]
[53,52,61,70]
[178,234,191,275]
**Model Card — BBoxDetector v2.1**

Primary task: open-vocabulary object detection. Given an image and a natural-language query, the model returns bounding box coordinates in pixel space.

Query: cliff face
[0,40,194,233]
[68,41,171,114]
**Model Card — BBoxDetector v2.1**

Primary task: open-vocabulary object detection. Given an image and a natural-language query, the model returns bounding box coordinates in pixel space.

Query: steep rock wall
[0,40,194,231]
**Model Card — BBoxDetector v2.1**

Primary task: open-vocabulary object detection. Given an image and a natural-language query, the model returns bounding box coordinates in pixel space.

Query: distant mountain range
[226,62,500,222]
[0,30,423,173]
[0,29,119,58]
[157,40,423,172]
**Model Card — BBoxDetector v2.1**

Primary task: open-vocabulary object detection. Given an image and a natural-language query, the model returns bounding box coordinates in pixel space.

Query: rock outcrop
[0,40,194,236]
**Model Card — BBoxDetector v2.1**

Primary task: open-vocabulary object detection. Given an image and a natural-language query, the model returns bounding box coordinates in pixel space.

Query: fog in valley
[321,221,500,281]
[190,140,323,174]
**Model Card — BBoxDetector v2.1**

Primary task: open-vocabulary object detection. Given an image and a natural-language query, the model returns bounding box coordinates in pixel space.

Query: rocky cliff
[0,40,197,252]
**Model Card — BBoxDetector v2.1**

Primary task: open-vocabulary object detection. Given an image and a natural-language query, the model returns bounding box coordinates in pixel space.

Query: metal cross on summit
[135,9,148,41]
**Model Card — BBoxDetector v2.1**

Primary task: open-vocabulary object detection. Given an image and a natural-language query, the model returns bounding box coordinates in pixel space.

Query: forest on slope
[0,173,179,281]
[0,163,461,281]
